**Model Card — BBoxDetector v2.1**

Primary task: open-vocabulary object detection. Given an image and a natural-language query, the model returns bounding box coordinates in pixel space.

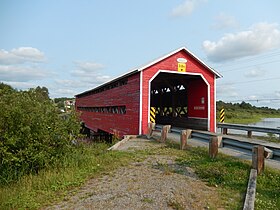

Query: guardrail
[154,124,280,160]
[217,123,280,139]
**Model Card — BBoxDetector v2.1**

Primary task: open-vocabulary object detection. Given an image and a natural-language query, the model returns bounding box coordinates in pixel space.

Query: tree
[0,84,80,184]
[239,101,252,109]
[29,86,50,102]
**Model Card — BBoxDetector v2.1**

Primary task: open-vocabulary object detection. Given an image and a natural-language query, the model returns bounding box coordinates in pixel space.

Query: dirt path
[46,138,223,210]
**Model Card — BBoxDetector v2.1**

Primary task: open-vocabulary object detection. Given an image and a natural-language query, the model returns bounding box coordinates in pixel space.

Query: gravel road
[46,138,223,210]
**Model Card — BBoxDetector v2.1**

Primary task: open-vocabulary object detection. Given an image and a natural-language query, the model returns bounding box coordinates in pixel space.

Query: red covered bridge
[75,47,222,138]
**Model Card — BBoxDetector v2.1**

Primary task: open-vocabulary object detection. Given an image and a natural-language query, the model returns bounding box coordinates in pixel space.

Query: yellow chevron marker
[220,108,225,123]
[150,107,156,123]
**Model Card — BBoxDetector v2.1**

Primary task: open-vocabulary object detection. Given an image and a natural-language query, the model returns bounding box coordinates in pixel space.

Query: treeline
[217,100,280,112]
[0,83,80,185]
[216,100,280,123]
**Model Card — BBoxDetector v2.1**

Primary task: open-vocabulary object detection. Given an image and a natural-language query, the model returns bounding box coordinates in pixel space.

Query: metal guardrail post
[247,130,252,138]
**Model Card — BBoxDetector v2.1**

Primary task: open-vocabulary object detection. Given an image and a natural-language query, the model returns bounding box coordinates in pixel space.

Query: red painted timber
[76,73,140,138]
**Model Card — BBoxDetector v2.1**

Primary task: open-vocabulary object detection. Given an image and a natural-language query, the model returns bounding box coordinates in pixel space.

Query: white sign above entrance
[177,58,187,63]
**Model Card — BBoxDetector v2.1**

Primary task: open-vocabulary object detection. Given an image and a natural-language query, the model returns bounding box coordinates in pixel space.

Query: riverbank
[216,101,280,124]
[218,112,280,124]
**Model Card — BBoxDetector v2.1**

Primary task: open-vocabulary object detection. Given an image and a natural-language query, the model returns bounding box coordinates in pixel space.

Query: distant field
[216,101,280,124]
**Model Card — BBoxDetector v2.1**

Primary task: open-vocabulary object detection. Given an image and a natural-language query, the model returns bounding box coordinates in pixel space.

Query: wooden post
[216,135,223,147]
[247,130,252,138]
[160,125,171,143]
[243,169,257,210]
[252,145,264,174]
[147,122,155,139]
[180,129,192,150]
[209,136,218,158]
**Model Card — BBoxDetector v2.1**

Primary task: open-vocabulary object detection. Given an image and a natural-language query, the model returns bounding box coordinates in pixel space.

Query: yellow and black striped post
[220,108,225,123]
[150,107,156,123]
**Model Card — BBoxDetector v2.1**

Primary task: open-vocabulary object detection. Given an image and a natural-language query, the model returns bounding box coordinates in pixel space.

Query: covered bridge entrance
[150,72,209,130]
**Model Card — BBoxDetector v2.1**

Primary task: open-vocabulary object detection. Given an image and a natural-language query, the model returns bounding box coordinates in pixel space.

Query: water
[218,118,280,137]
[249,118,280,128]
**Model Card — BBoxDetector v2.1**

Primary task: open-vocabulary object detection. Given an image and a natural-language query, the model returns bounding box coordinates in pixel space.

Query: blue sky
[1,0,280,108]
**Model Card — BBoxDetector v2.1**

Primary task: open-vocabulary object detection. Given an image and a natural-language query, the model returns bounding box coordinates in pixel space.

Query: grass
[141,197,154,204]
[173,146,280,210]
[146,141,280,209]
[1,140,280,209]
[167,198,184,210]
[0,143,139,210]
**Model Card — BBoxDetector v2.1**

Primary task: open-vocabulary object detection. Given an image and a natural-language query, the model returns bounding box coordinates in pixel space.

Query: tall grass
[0,143,135,209]
[174,146,280,210]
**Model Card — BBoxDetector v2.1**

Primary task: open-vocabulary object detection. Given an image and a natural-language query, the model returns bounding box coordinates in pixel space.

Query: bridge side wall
[76,73,140,138]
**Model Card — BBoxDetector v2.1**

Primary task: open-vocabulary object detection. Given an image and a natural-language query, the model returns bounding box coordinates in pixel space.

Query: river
[249,118,280,128]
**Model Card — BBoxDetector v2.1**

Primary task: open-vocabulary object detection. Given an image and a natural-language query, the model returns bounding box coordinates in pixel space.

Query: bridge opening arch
[149,71,209,130]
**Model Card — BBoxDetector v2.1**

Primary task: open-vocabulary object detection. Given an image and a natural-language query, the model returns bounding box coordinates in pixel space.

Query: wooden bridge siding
[141,50,216,135]
[156,116,208,130]
[76,73,140,137]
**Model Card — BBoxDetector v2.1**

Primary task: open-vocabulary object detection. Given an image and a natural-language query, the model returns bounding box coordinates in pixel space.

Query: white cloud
[217,84,238,97]
[170,0,206,17]
[212,13,239,30]
[0,47,45,65]
[56,88,77,96]
[244,68,263,78]
[75,61,104,72]
[49,61,111,98]
[203,22,280,62]
[275,91,280,97]
[54,79,89,89]
[0,65,50,82]
[71,61,110,84]
[248,95,258,100]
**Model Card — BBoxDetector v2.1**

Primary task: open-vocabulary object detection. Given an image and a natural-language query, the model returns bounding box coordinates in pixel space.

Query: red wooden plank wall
[76,73,140,137]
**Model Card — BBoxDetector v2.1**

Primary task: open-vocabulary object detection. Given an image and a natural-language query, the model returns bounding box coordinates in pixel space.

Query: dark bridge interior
[150,72,208,130]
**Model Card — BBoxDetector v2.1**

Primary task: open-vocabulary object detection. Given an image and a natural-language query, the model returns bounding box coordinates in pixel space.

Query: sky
[1,0,280,108]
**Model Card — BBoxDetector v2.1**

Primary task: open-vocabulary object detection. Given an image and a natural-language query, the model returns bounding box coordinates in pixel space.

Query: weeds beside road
[1,138,280,209]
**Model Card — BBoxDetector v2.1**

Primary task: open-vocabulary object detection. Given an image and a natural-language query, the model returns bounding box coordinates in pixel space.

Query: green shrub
[0,84,80,185]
